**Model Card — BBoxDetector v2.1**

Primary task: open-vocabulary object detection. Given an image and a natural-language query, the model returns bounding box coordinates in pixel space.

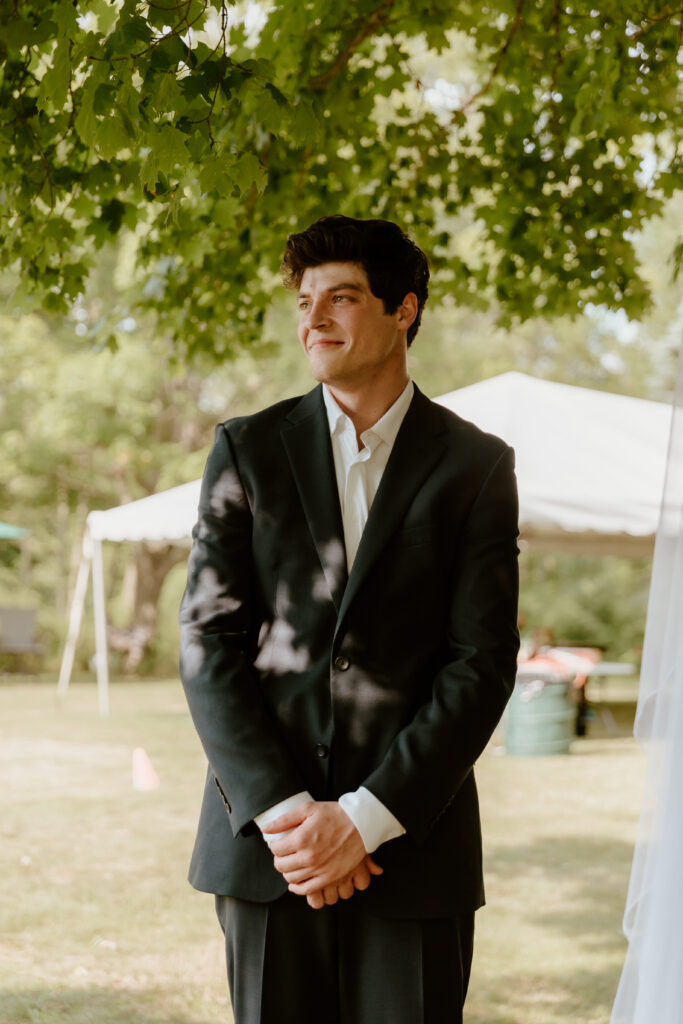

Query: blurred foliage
[519,553,652,658]
[0,0,681,358]
[0,279,217,667]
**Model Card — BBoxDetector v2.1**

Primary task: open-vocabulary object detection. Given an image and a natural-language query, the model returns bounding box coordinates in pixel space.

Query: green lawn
[0,679,644,1024]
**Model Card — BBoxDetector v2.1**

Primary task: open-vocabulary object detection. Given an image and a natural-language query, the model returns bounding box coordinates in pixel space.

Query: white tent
[59,372,671,713]
[437,371,671,556]
[88,480,200,544]
[57,483,201,715]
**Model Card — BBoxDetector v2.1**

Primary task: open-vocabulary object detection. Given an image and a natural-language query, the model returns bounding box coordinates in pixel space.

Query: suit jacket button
[314,744,329,758]
[334,655,350,671]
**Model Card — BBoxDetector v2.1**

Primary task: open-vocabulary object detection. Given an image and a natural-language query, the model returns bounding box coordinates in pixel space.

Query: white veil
[611,342,683,1023]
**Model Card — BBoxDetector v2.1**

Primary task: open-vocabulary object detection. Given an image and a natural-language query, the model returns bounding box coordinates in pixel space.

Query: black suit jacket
[179,383,519,918]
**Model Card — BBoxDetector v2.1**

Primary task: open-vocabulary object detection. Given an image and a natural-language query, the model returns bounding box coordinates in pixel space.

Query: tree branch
[548,0,569,168]
[634,5,683,24]
[184,3,230,145]
[307,0,398,90]
[455,0,526,117]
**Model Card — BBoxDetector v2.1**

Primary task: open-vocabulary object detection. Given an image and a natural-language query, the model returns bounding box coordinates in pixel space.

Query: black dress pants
[215,891,474,1024]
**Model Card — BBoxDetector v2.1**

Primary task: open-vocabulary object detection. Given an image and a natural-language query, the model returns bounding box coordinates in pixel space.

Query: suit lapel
[335,387,447,631]
[281,386,348,613]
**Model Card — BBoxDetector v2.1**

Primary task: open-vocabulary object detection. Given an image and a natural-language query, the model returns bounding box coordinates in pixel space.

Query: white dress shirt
[256,381,414,853]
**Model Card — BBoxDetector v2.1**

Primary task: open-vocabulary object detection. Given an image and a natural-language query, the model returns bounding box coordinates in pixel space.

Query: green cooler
[505,674,575,756]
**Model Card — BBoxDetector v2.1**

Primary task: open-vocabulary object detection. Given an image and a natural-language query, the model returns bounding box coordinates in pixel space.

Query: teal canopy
[0,521,30,539]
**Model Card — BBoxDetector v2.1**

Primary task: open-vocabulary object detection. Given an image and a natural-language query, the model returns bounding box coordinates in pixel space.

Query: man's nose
[307,297,331,328]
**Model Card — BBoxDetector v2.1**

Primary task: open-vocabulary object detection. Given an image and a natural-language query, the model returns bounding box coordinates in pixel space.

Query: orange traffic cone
[132,747,160,791]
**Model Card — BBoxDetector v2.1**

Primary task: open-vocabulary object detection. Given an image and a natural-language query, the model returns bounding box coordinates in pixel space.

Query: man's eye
[298,302,310,311]
[332,294,348,303]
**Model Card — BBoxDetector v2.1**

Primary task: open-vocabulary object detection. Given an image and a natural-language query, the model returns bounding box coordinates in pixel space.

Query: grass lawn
[0,678,644,1024]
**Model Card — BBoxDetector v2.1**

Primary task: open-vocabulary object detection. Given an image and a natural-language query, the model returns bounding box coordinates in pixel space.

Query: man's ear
[397,292,418,331]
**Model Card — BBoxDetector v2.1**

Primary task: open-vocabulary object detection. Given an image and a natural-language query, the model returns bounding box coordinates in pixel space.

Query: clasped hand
[262,801,383,910]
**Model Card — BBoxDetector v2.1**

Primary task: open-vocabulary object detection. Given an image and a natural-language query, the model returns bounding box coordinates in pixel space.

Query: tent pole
[91,537,110,717]
[57,531,93,699]
[20,536,31,589]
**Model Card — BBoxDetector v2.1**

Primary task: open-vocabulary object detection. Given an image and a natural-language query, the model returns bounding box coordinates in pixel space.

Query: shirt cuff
[254,791,313,847]
[338,786,406,854]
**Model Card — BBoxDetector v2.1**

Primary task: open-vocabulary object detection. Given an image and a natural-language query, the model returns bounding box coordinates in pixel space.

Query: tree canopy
[1,0,681,358]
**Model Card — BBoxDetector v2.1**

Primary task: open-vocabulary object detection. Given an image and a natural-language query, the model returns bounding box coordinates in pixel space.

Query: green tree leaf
[37,38,71,112]
[232,152,266,195]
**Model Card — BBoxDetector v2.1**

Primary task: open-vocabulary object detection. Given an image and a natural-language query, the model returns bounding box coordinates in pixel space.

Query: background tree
[0,0,681,358]
[0,303,218,669]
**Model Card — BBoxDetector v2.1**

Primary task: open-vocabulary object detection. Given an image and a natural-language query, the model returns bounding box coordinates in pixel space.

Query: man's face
[297,262,411,390]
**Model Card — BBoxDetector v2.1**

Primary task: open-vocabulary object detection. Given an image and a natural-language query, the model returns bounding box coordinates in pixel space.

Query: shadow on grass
[0,986,227,1024]
[472,834,633,1022]
[488,832,633,949]
[468,963,621,1024]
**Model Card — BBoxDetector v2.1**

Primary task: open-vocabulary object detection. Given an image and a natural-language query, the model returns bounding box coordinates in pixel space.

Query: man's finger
[337,877,355,900]
[261,803,313,833]
[273,847,335,878]
[288,861,374,897]
[365,854,383,875]
[351,864,371,891]
[323,884,339,906]
[268,835,303,859]
[288,876,327,896]
[306,891,325,910]
[281,863,327,884]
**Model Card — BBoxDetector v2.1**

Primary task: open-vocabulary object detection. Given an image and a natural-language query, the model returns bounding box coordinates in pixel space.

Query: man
[179,215,520,1024]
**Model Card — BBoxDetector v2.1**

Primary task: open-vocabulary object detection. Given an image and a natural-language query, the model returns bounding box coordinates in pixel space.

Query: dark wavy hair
[281,215,430,346]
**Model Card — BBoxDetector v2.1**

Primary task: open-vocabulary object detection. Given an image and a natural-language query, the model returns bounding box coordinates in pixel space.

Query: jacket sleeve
[361,444,520,845]
[179,424,306,836]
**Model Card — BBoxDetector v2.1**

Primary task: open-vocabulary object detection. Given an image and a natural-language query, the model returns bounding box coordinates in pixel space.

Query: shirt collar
[322,383,350,436]
[366,379,414,448]
[322,380,414,447]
